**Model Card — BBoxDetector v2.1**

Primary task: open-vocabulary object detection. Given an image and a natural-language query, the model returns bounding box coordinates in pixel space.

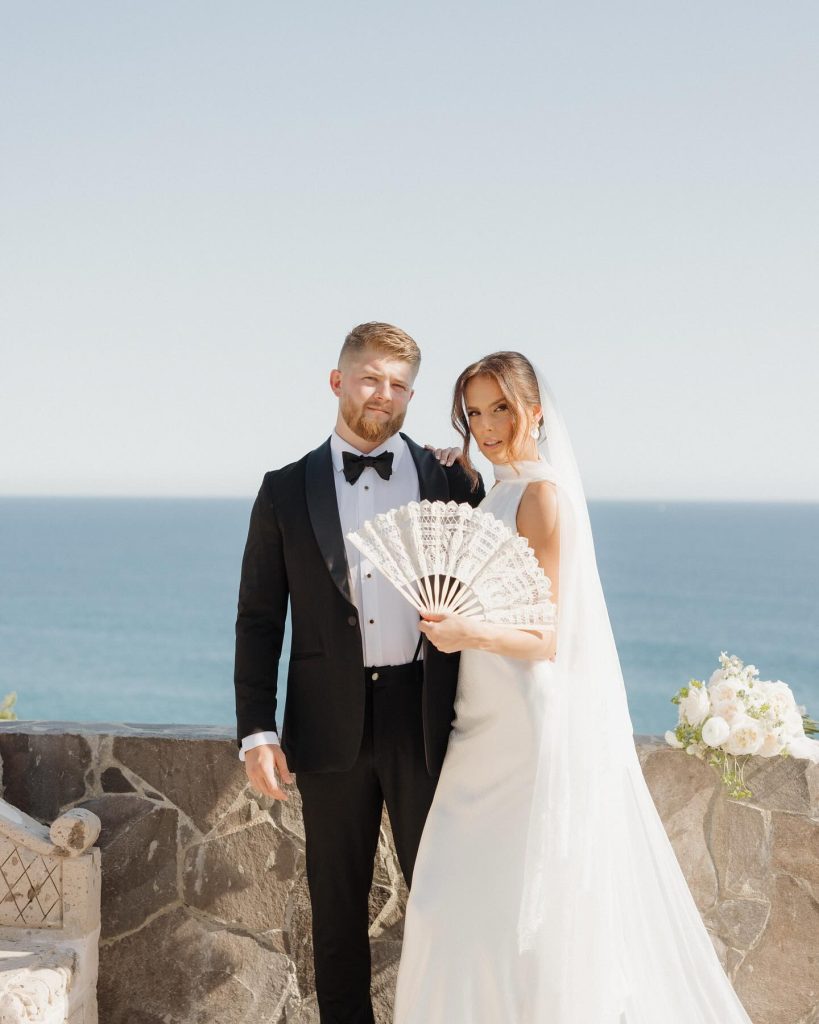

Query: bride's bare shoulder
[517,481,559,541]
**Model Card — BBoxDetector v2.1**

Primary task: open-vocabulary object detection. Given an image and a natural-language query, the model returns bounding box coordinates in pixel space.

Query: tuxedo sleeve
[445,460,485,507]
[233,473,289,748]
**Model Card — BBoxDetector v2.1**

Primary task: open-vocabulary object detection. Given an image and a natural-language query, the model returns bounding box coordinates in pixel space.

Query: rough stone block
[708,796,772,899]
[112,737,248,835]
[182,819,299,931]
[770,811,819,902]
[99,907,297,1024]
[640,748,718,910]
[79,796,177,939]
[735,872,819,1024]
[0,734,92,823]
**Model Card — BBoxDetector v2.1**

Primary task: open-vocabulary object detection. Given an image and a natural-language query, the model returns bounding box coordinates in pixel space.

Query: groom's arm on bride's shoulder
[422,442,485,506]
[442,453,486,507]
[234,471,294,801]
[424,444,462,468]
[420,481,558,661]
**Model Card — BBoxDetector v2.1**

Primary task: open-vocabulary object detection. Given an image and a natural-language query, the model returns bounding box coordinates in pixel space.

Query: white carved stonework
[0,801,100,1024]
[0,842,62,930]
[0,949,73,1024]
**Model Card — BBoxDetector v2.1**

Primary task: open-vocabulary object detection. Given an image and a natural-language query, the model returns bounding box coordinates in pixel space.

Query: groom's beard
[340,395,407,446]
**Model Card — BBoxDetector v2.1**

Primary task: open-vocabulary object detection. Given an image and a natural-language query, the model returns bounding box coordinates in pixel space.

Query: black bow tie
[342,450,394,484]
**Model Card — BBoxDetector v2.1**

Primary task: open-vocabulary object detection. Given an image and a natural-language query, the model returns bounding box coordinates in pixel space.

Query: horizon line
[2,493,818,506]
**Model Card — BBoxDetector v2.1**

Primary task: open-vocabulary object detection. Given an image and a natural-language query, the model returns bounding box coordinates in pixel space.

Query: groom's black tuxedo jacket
[234,433,485,776]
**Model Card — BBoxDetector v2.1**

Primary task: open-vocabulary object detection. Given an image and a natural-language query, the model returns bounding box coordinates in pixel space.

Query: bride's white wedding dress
[393,446,754,1022]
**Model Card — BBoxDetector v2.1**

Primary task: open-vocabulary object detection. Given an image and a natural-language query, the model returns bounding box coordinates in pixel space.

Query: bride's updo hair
[452,351,543,489]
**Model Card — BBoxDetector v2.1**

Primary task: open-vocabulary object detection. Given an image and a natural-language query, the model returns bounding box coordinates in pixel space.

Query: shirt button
[347,616,357,627]
[371,671,380,681]
[364,485,369,491]
[369,618,374,624]
[366,573,372,579]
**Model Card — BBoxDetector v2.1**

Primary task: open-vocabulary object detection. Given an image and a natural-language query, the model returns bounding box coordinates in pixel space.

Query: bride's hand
[419,613,481,654]
[423,444,462,467]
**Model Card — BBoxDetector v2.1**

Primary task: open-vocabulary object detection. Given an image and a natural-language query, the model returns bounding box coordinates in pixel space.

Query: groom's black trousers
[296,662,439,1024]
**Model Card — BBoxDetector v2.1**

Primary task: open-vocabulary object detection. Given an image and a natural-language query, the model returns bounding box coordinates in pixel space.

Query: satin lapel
[402,433,450,502]
[305,439,353,605]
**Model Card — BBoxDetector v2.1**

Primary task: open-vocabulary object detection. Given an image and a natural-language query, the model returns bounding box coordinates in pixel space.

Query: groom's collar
[329,430,408,474]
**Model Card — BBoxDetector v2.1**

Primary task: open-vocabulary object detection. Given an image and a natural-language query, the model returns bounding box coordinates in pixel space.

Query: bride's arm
[419,481,560,662]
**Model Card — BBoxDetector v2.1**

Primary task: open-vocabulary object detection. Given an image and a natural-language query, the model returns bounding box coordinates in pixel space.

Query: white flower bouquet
[665,653,819,799]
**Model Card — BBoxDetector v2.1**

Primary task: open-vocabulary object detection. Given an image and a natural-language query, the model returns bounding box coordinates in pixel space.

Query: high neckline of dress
[493,457,557,484]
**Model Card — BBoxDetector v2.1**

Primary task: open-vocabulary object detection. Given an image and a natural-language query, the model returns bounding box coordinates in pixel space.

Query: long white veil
[518,368,753,1023]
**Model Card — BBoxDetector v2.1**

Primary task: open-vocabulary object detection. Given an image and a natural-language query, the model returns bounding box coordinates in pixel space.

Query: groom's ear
[329,369,342,397]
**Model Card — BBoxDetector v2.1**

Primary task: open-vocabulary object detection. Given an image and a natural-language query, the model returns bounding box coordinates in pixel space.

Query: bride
[392,352,753,1023]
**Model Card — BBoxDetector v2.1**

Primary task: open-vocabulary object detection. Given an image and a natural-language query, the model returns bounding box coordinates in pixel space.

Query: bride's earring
[530,423,539,440]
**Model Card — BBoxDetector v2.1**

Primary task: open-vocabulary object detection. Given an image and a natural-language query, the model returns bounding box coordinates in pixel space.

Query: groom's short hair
[339,322,421,374]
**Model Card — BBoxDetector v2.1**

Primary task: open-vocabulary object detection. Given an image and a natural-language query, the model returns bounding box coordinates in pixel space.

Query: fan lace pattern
[347,500,556,628]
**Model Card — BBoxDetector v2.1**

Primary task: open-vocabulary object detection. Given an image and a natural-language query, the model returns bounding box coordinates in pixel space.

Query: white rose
[665,730,684,749]
[681,686,711,727]
[712,699,744,725]
[702,716,730,748]
[760,680,798,719]
[724,717,764,756]
[783,708,805,736]
[709,679,742,707]
[758,727,787,757]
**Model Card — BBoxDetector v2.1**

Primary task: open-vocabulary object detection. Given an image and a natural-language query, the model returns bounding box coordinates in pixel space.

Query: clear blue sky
[2,1,817,499]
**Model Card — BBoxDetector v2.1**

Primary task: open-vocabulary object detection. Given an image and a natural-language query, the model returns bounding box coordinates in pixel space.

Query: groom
[233,322,484,1024]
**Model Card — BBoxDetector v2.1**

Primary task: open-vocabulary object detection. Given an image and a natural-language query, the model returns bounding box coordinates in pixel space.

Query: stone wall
[0,723,816,1024]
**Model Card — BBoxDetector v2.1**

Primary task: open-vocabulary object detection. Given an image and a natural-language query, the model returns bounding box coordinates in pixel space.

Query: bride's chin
[480,445,507,463]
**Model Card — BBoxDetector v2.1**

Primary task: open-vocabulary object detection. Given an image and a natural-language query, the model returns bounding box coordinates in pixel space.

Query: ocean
[1,498,817,736]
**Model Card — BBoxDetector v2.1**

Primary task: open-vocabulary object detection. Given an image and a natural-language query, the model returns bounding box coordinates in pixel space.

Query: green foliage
[707,749,754,801]
[0,692,17,721]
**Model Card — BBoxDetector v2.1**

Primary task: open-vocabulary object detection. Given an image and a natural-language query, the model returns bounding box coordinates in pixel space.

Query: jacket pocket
[290,651,324,662]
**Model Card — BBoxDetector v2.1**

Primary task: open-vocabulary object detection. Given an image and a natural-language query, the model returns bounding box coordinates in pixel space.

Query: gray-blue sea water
[1,498,817,736]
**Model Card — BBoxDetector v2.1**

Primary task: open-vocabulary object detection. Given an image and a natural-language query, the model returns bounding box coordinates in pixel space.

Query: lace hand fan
[347,500,556,628]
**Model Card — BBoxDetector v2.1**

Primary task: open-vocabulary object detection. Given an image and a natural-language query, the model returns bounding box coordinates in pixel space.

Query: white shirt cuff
[239,731,280,761]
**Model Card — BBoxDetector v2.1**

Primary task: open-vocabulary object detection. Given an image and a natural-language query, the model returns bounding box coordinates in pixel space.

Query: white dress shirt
[240,430,422,760]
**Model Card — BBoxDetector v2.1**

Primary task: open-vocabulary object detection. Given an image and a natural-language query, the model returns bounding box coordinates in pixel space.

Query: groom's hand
[245,744,294,802]
[424,444,462,467]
